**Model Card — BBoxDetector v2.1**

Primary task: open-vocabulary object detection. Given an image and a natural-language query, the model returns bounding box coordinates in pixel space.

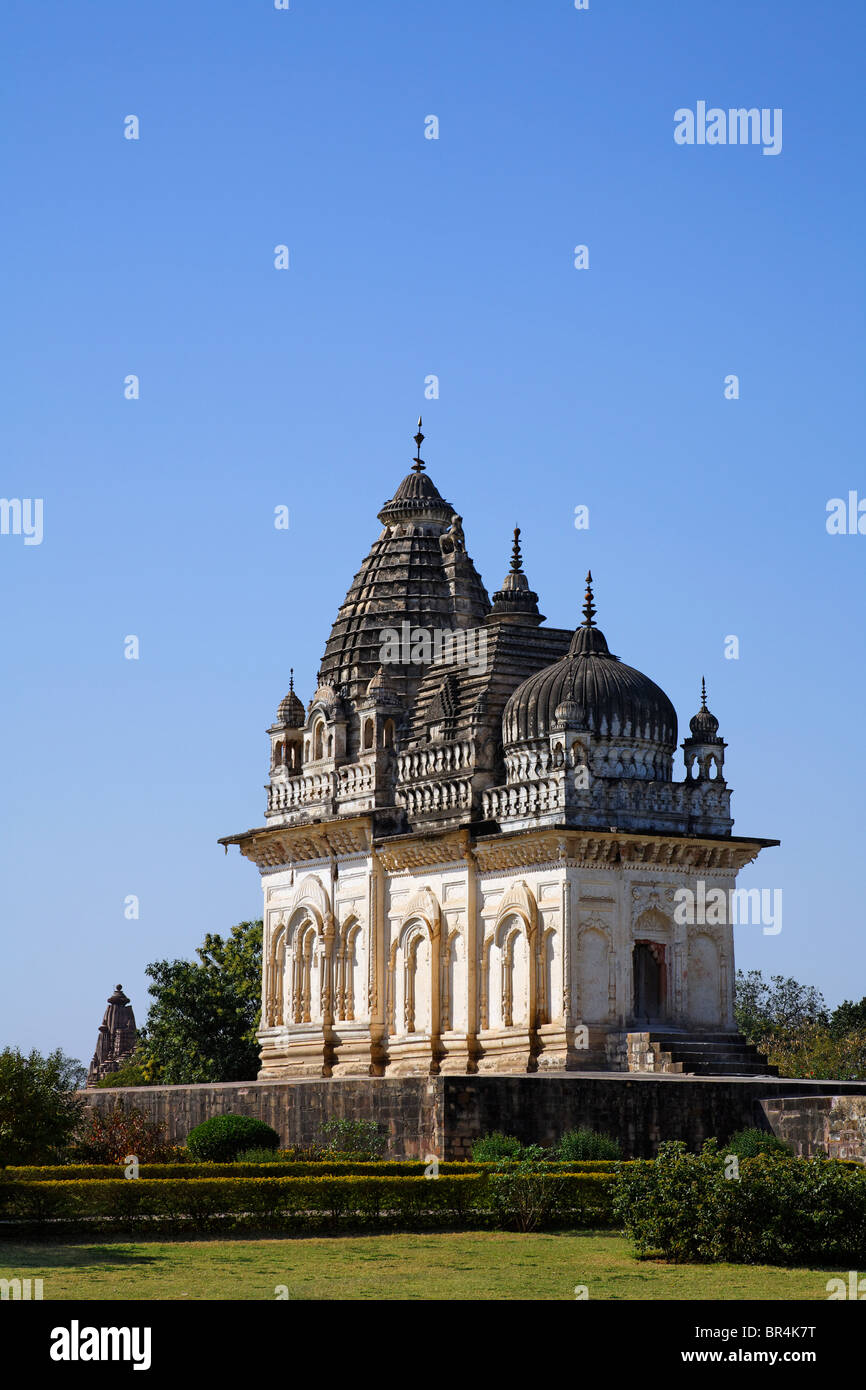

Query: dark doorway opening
[633,941,666,1022]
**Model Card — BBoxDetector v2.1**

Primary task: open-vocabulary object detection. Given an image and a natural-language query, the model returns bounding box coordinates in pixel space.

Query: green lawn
[0,1233,843,1300]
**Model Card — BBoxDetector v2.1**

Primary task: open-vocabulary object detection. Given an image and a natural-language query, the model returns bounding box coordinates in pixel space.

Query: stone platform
[86,1074,866,1160]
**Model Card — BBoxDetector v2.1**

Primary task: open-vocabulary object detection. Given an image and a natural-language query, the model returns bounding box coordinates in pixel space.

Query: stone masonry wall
[758,1095,866,1162]
[86,1076,866,1160]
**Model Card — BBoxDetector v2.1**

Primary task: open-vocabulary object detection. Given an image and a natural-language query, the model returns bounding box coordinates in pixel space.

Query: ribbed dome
[503,574,677,749]
[688,679,721,740]
[392,470,443,503]
[275,671,305,727]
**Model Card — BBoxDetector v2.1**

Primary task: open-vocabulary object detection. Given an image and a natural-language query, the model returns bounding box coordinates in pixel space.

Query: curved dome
[503,590,677,750]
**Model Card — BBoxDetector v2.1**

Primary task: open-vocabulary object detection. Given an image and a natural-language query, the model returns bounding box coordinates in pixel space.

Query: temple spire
[411,416,426,473]
[582,570,596,628]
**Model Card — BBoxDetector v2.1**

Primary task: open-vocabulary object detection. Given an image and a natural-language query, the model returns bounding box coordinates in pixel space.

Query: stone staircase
[627,1030,778,1077]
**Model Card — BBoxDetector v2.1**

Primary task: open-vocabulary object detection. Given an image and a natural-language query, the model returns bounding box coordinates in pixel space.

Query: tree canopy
[136,919,263,1084]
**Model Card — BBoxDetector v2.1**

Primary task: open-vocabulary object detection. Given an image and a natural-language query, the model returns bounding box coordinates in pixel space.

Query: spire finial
[411,415,425,473]
[289,667,294,694]
[582,570,596,628]
[700,675,707,709]
[510,526,523,574]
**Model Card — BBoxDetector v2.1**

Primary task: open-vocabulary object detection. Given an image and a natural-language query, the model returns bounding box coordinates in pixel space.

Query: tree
[734,970,827,1041]
[829,997,866,1038]
[137,920,263,1084]
[0,1048,86,1167]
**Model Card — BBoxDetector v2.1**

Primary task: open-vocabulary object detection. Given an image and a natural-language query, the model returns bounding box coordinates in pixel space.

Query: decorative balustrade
[484,775,731,826]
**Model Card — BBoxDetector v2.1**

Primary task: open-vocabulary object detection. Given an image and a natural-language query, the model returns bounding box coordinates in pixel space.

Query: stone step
[646,1030,777,1078]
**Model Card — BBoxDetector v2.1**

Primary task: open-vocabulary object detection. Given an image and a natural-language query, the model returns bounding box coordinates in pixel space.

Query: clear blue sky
[2,0,864,1063]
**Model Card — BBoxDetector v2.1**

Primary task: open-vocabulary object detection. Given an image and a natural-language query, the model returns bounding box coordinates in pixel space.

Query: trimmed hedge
[614,1141,866,1264]
[2,1159,622,1182]
[0,1171,616,1234]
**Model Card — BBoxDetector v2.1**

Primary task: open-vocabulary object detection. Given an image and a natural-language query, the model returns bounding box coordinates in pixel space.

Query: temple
[86,985,138,1087]
[221,422,778,1078]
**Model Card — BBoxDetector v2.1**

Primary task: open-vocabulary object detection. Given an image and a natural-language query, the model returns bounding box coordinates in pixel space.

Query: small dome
[365,665,402,705]
[688,679,721,740]
[503,573,677,749]
[276,671,305,727]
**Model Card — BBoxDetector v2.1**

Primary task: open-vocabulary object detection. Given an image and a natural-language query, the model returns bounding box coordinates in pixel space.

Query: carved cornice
[375,830,469,873]
[473,828,769,875]
[220,816,373,870]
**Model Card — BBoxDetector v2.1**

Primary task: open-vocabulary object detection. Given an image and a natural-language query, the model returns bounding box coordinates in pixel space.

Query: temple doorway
[633,941,666,1022]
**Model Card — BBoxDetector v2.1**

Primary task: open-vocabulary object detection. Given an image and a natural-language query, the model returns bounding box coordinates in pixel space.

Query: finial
[510,526,523,574]
[700,675,707,709]
[412,415,426,473]
[582,570,596,628]
[289,667,294,694]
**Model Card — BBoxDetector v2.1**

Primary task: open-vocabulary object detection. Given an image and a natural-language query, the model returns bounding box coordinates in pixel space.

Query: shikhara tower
[222,423,777,1078]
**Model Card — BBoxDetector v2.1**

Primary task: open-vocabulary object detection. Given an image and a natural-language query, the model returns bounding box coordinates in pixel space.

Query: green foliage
[725,1128,793,1159]
[470,1131,523,1162]
[735,970,866,1079]
[0,1048,85,1168]
[613,1140,866,1264]
[3,1158,628,1181]
[735,969,828,1040]
[829,996,866,1037]
[93,1053,151,1089]
[0,1170,616,1236]
[489,1147,569,1232]
[556,1128,622,1161]
[71,1103,175,1164]
[186,1114,279,1162]
[319,1118,387,1161]
[234,1147,291,1164]
[137,920,263,1084]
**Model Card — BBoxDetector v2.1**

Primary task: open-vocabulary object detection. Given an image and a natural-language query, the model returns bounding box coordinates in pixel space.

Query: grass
[0,1232,843,1300]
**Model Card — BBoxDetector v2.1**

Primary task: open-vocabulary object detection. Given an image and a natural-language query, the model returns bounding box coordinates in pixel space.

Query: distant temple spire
[411,416,426,473]
[86,985,138,1088]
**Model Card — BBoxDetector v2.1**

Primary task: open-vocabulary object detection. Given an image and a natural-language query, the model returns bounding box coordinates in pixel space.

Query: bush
[186,1114,280,1162]
[724,1128,792,1159]
[556,1128,622,1161]
[0,1170,616,1236]
[71,1104,175,1165]
[319,1118,386,1161]
[613,1140,866,1264]
[470,1132,523,1162]
[0,1048,85,1167]
[488,1147,565,1231]
[234,1147,289,1164]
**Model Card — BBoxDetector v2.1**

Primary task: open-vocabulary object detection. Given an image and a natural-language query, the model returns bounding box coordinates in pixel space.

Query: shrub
[724,1128,792,1159]
[470,1131,523,1162]
[0,1170,616,1236]
[186,1114,280,1162]
[0,1048,85,1167]
[319,1118,386,1161]
[234,1147,289,1164]
[71,1104,175,1165]
[489,1147,567,1232]
[613,1140,866,1264]
[556,1128,622,1161]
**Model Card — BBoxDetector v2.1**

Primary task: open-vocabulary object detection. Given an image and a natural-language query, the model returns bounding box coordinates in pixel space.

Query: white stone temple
[222,422,777,1078]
